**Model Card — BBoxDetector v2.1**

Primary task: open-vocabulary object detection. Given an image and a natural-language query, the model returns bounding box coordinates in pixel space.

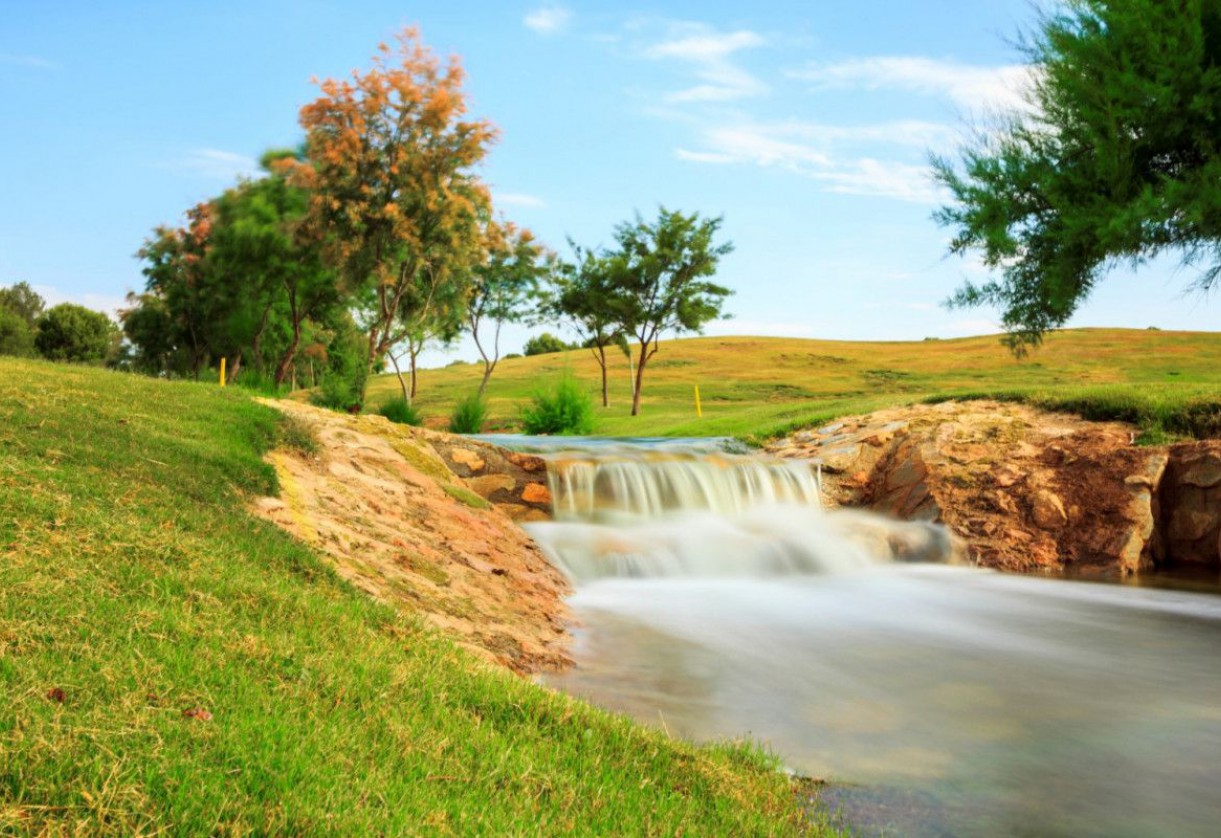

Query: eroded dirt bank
[252,401,570,673]
[767,400,1221,575]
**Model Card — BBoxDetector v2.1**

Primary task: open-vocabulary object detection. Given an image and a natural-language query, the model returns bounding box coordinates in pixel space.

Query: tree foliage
[548,242,627,407]
[522,332,574,356]
[0,282,46,330]
[604,208,733,415]
[467,219,547,396]
[298,29,497,389]
[934,0,1221,351]
[35,303,118,363]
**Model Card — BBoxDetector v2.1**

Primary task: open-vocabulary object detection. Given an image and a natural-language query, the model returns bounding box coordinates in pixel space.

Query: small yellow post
[694,384,702,418]
[219,357,226,387]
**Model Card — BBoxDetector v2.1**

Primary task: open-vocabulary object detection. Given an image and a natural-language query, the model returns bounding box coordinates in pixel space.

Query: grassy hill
[0,359,819,835]
[369,328,1221,442]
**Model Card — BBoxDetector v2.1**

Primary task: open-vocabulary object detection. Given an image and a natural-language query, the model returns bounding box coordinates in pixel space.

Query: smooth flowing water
[513,441,1221,837]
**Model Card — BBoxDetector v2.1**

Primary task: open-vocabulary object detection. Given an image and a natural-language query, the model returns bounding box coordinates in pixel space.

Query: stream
[506,440,1221,837]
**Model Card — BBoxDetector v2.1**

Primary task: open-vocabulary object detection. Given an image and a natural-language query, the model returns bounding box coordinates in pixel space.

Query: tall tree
[387,286,464,404]
[134,203,213,377]
[209,150,340,385]
[467,219,547,396]
[933,0,1221,351]
[297,28,496,394]
[549,242,626,408]
[0,282,46,329]
[605,208,733,416]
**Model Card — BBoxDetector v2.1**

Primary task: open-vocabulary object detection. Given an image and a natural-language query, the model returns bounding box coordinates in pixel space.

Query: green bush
[520,375,594,435]
[310,324,368,412]
[0,307,36,357]
[448,392,487,434]
[34,303,118,363]
[378,397,423,426]
[523,332,572,356]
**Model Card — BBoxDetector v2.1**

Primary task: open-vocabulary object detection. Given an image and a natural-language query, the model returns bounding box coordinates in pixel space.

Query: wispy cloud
[645,24,767,103]
[789,56,1033,112]
[524,5,572,35]
[158,149,260,181]
[0,53,58,70]
[674,121,945,203]
[495,191,547,208]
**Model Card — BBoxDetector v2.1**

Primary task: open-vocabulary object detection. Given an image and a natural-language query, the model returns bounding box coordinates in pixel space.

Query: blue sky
[2,0,1215,365]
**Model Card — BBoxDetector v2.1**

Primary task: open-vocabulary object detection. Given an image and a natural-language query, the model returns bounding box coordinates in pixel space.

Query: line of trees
[118,28,733,415]
[0,282,119,364]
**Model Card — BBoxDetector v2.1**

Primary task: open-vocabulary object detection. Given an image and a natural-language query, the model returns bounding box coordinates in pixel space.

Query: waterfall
[524,447,955,584]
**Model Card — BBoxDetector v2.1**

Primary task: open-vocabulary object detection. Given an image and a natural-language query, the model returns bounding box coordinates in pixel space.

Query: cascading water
[528,450,955,583]
[509,440,1221,838]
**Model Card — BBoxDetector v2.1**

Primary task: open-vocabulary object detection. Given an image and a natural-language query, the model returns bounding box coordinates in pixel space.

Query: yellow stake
[694,384,702,418]
[219,357,226,388]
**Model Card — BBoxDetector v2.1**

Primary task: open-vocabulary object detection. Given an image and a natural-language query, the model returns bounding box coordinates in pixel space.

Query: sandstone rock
[449,448,486,473]
[1030,489,1068,530]
[818,444,863,474]
[466,474,516,499]
[1180,456,1221,488]
[521,482,552,505]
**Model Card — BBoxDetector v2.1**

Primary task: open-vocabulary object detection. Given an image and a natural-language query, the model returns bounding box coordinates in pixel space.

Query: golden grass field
[366,328,1221,440]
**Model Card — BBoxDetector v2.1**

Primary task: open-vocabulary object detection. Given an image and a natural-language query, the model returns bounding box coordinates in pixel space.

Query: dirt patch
[251,400,570,673]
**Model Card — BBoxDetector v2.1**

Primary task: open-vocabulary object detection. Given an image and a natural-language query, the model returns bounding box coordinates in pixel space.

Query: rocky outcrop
[1160,442,1221,566]
[767,401,1183,575]
[252,401,570,673]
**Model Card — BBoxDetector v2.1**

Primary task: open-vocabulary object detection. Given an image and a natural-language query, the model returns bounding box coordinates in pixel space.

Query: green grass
[0,358,821,835]
[372,328,1221,442]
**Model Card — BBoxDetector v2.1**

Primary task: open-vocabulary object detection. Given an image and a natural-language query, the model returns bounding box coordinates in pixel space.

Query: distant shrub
[445,359,468,367]
[0,308,36,357]
[448,392,487,434]
[523,332,572,356]
[504,352,523,360]
[520,375,593,435]
[34,303,118,363]
[310,325,368,412]
[378,397,423,426]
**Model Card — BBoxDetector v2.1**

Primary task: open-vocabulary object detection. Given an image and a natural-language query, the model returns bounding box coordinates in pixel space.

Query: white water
[519,443,1221,837]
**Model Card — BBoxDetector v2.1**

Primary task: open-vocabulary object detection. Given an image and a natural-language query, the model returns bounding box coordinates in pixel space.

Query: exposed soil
[252,401,571,673]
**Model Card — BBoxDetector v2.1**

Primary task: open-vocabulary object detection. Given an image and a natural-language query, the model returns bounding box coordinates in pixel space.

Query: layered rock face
[767,401,1216,575]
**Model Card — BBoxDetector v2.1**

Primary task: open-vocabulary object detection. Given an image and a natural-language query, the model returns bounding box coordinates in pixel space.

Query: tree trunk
[227,353,242,384]
[389,353,410,404]
[477,361,496,398]
[250,303,272,373]
[410,350,419,400]
[631,344,649,416]
[597,345,609,407]
[274,321,302,386]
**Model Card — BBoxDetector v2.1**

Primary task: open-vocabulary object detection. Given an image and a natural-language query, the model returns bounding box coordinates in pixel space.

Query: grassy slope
[369,328,1221,441]
[0,359,818,835]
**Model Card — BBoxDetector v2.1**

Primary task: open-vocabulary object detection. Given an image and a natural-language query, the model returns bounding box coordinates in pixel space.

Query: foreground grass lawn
[368,328,1221,442]
[0,359,817,835]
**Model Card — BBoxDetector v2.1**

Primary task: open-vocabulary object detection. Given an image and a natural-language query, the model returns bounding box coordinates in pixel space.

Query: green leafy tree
[933,0,1221,351]
[0,282,46,329]
[605,208,733,416]
[467,219,548,396]
[35,303,118,363]
[0,307,36,357]
[549,242,627,407]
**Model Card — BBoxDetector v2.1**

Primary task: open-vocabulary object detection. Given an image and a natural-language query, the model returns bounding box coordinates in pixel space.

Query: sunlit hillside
[366,328,1221,440]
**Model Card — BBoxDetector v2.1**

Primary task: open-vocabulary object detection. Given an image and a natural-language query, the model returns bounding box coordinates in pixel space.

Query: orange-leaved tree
[297,28,497,394]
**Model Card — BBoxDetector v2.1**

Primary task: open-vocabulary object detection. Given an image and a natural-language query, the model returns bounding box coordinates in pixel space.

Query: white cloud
[789,56,1034,112]
[0,53,57,69]
[33,285,127,321]
[159,149,260,181]
[495,191,547,208]
[524,5,572,35]
[646,24,767,103]
[674,121,945,203]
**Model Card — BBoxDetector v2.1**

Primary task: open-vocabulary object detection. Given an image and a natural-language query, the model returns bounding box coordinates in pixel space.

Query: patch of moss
[443,483,491,510]
[388,438,454,482]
